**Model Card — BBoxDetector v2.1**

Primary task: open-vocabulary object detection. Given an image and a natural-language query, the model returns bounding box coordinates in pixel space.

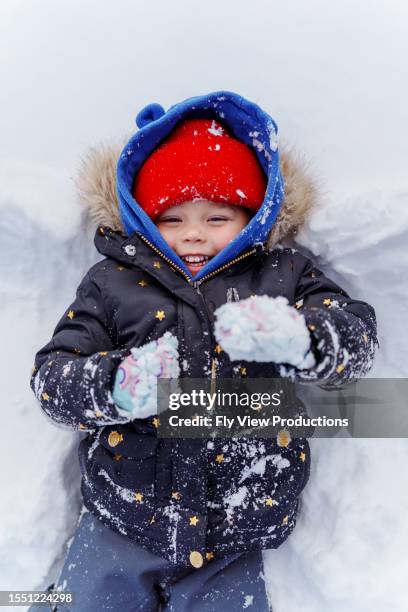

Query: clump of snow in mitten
[214,295,315,368]
[116,332,180,419]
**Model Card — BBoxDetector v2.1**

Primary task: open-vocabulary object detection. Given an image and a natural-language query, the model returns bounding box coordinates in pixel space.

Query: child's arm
[214,251,378,387]
[287,251,378,386]
[30,269,131,431]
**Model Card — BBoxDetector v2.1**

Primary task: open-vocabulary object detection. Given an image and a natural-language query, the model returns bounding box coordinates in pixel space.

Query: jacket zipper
[137,234,192,282]
[137,233,259,286]
[191,247,258,287]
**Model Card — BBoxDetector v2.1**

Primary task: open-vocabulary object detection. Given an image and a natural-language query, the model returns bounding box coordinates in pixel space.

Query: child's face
[155,199,251,275]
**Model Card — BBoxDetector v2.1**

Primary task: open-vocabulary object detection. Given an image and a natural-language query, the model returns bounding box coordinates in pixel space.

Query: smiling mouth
[180,254,212,265]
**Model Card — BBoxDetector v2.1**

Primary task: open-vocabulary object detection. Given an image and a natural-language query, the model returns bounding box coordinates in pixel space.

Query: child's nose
[182,226,205,242]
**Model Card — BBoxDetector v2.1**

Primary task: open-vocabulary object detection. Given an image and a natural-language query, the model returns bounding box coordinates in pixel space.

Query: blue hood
[116,91,284,281]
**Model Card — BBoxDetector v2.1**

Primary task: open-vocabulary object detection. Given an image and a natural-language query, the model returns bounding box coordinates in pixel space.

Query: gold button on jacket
[108,431,123,447]
[189,550,203,568]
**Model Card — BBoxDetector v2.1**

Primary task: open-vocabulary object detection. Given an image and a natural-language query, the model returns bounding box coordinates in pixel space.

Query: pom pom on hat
[132,119,267,220]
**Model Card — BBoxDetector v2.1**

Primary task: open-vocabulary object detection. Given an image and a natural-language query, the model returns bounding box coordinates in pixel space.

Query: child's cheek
[222,226,243,246]
[156,225,176,247]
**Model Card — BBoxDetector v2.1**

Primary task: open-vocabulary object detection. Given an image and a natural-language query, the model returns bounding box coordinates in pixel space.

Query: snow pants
[30,509,270,611]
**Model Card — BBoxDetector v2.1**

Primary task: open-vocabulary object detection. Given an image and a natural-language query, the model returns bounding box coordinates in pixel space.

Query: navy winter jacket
[31,92,378,569]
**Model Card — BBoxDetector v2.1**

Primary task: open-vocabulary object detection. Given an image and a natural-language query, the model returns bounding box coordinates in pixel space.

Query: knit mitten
[214,295,315,369]
[112,332,179,419]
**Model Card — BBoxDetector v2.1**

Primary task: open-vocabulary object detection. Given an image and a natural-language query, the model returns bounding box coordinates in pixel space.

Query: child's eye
[159,217,181,224]
[208,216,228,222]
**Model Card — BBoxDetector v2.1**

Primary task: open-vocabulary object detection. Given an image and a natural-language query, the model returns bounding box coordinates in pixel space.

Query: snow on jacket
[31,92,378,569]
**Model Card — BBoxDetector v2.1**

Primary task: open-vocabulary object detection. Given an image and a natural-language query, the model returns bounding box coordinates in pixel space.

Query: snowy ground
[1,1,408,611]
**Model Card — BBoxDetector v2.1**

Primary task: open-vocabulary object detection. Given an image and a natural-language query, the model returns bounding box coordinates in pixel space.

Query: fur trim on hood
[76,141,318,248]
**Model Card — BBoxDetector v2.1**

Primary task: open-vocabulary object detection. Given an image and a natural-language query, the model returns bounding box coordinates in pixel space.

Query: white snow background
[1,1,408,610]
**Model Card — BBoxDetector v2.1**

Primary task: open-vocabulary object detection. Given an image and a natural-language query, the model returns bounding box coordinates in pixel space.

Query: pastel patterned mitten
[214,295,315,369]
[112,332,180,419]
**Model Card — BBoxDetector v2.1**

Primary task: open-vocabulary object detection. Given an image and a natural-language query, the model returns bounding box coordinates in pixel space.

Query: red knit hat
[132,118,266,220]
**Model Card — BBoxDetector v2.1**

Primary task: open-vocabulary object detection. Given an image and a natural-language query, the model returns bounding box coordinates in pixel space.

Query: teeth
[182,255,209,263]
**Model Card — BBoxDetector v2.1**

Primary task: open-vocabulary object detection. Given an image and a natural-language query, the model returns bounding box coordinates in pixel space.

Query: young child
[30,91,378,611]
